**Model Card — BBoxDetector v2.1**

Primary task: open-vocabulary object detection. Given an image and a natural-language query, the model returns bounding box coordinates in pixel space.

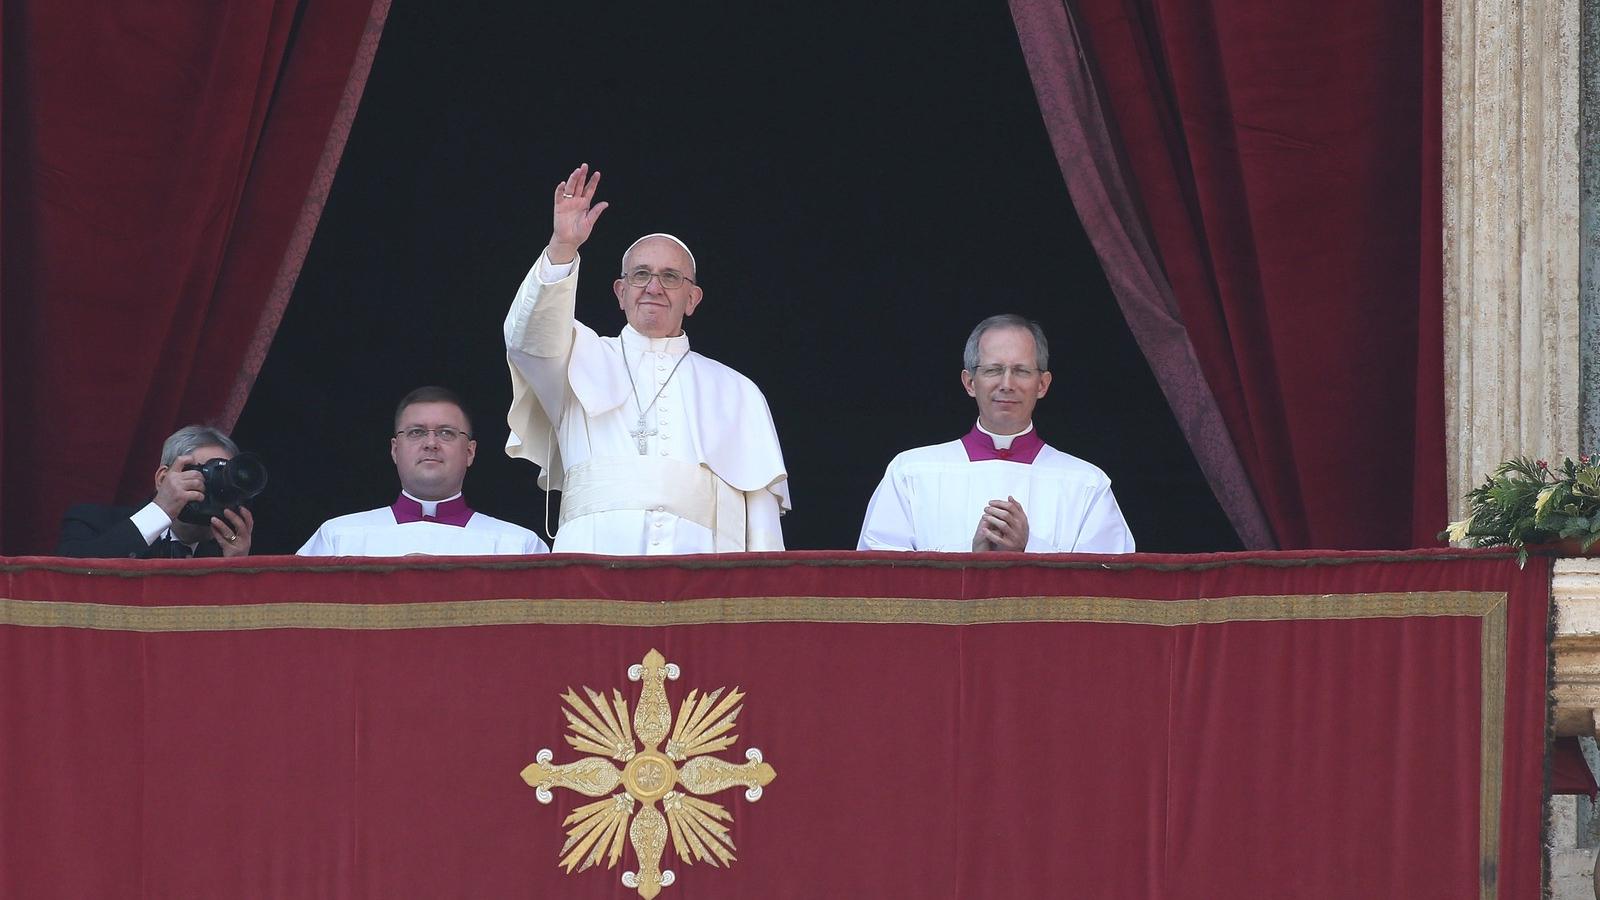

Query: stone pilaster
[1443,0,1581,512]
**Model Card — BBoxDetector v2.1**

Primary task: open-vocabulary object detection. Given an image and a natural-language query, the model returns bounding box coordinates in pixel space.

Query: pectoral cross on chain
[629,415,656,455]
[620,332,688,456]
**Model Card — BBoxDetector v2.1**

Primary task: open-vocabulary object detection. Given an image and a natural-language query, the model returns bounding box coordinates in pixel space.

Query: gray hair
[963,314,1049,371]
[160,425,238,467]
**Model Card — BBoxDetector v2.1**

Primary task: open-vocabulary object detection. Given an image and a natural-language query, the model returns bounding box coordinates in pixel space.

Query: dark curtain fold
[1011,0,1446,549]
[1412,0,1445,547]
[1009,0,1276,550]
[0,0,390,555]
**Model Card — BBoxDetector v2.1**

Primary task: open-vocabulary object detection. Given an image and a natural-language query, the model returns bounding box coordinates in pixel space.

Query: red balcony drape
[0,549,1548,898]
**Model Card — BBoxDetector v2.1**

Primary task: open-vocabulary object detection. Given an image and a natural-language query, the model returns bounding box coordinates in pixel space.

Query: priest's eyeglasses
[396,427,471,443]
[622,268,696,290]
[971,364,1040,381]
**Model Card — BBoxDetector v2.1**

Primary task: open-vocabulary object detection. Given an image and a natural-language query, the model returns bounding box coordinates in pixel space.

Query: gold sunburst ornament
[521,649,777,898]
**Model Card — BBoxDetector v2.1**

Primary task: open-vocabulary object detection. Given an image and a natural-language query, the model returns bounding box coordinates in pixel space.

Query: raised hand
[971,496,1030,552]
[547,163,609,265]
[153,454,207,521]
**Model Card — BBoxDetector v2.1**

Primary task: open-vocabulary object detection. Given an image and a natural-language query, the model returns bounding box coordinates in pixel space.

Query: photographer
[57,425,259,559]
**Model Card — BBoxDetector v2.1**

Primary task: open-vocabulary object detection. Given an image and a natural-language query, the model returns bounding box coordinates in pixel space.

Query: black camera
[177,452,269,525]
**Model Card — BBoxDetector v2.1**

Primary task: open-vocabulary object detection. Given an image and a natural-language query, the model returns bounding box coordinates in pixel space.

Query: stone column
[1443,0,1581,512]
[1445,2,1587,894]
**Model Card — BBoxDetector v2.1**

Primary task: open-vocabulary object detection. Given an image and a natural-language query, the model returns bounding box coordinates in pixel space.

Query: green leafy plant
[1442,455,1600,564]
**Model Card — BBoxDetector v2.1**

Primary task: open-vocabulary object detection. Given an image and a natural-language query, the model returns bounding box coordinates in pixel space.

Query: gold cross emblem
[522,649,777,898]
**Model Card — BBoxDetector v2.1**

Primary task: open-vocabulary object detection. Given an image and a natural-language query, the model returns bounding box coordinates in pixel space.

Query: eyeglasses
[971,365,1041,380]
[395,427,471,443]
[622,268,696,290]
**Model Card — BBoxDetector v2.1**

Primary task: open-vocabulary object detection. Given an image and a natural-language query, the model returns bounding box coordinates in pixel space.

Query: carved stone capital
[1553,559,1600,739]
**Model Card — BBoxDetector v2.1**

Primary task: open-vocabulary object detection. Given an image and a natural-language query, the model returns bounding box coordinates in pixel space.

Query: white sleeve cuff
[130,501,173,545]
[536,252,576,284]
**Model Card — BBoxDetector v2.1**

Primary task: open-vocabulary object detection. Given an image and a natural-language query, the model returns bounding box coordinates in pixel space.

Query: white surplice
[297,503,549,557]
[857,434,1135,553]
[503,253,789,555]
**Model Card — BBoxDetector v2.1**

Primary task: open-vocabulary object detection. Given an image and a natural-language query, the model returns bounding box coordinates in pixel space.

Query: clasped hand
[972,496,1029,552]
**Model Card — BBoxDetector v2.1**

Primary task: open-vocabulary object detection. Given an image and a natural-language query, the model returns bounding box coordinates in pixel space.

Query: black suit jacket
[56,503,224,559]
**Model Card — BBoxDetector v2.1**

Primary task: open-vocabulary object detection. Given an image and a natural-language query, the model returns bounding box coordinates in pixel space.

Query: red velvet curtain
[1011,0,1446,550]
[0,0,390,555]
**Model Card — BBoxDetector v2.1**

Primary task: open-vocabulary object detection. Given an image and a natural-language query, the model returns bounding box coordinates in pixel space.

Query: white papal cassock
[503,253,789,554]
[297,493,549,556]
[857,425,1135,553]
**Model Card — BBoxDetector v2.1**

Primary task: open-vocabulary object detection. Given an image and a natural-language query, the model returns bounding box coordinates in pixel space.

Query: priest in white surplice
[859,315,1134,553]
[503,164,789,554]
[298,386,549,556]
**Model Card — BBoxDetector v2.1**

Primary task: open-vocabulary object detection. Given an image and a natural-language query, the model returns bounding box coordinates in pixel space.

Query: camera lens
[176,452,269,525]
[225,453,268,495]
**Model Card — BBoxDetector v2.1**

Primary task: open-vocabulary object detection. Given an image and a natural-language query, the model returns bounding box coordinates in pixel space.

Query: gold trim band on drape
[0,590,1503,632]
[1479,594,1506,900]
